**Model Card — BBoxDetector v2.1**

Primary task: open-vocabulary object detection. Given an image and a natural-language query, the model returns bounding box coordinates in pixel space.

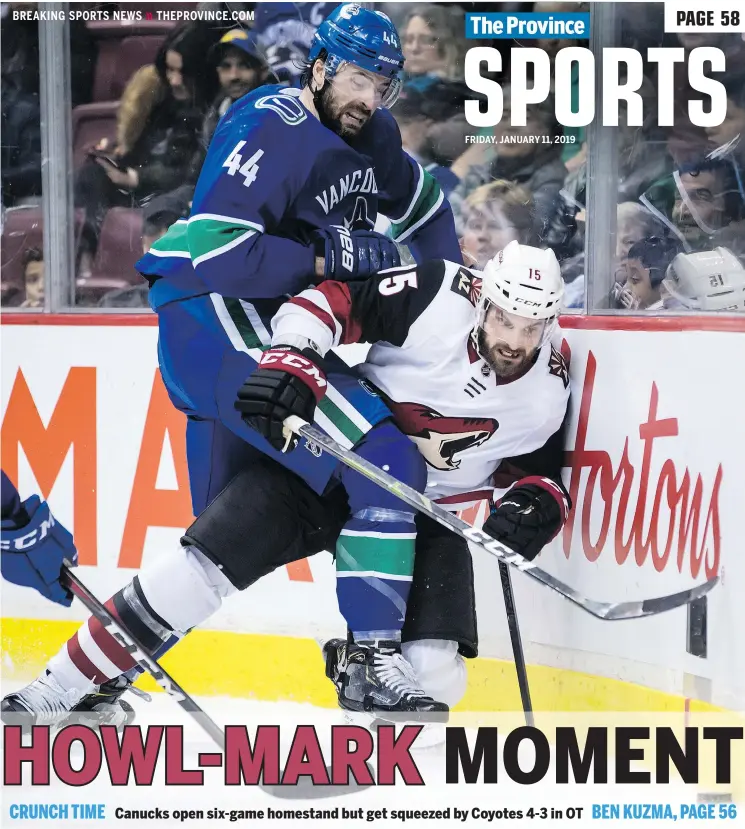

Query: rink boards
[1,313,744,718]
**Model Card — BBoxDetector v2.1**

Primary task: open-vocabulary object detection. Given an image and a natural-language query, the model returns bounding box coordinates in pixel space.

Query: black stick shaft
[498,561,534,726]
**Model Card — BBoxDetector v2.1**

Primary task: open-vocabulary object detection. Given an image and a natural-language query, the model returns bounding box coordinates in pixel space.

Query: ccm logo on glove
[0,513,57,551]
[259,349,327,400]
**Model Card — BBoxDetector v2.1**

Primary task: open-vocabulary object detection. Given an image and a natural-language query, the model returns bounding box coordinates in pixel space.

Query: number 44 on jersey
[223,142,264,188]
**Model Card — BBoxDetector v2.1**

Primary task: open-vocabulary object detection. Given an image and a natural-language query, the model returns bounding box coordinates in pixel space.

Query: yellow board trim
[0,616,726,714]
[3,617,741,801]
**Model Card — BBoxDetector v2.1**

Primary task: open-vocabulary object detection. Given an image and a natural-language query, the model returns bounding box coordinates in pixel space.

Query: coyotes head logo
[390,401,498,471]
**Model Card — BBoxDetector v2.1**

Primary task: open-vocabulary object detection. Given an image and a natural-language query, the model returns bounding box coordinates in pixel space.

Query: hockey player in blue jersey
[3,5,461,726]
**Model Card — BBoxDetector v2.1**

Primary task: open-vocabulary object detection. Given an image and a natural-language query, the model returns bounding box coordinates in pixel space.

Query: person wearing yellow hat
[187,28,271,180]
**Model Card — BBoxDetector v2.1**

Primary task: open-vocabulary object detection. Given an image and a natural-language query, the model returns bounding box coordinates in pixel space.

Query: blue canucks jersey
[138,84,460,309]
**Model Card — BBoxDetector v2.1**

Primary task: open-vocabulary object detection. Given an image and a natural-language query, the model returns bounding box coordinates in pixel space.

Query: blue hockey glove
[312,226,401,282]
[1,474,77,606]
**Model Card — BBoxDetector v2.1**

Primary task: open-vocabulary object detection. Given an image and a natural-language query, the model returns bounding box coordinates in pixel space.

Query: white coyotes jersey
[271,258,570,504]
[359,262,570,502]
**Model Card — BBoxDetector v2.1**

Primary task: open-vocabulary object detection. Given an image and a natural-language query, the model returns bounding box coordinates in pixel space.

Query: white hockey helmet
[662,247,745,311]
[475,241,564,350]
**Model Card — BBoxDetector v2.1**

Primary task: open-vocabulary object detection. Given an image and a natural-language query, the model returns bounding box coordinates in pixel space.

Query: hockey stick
[61,561,226,750]
[62,564,371,801]
[282,417,719,620]
[498,561,534,726]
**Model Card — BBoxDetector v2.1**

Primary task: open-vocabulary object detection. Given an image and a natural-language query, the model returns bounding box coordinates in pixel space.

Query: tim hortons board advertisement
[2,1,745,827]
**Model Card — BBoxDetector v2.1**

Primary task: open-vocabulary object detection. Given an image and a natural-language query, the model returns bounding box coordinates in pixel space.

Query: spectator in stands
[671,158,743,251]
[704,89,745,164]
[74,23,218,274]
[188,29,270,180]
[531,1,588,63]
[391,84,460,196]
[253,2,336,88]
[423,80,479,174]
[400,5,467,91]
[211,29,269,121]
[614,235,682,311]
[617,202,668,260]
[1,4,94,206]
[98,187,192,309]
[460,180,534,268]
[19,247,43,309]
[141,186,192,253]
[1,85,41,208]
[0,4,94,107]
[449,92,565,246]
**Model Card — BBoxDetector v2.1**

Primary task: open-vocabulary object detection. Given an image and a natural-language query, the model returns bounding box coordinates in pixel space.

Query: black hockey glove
[312,225,401,282]
[235,347,327,453]
[482,477,571,562]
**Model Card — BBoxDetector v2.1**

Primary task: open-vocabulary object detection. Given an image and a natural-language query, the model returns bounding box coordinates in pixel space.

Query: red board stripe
[2,312,744,333]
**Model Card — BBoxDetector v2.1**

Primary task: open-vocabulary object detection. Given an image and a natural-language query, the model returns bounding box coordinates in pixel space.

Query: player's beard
[478,330,533,379]
[315,82,371,139]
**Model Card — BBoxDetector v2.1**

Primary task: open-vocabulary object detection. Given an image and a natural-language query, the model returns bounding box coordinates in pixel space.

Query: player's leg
[326,512,474,720]
[1,447,344,724]
[322,418,449,719]
[402,513,476,708]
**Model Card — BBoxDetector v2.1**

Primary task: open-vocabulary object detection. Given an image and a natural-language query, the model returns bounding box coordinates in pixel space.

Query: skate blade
[367,717,447,752]
[367,709,449,726]
[1,709,133,733]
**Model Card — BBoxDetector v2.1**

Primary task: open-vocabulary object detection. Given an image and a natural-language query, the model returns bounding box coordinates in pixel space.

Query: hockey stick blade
[261,762,376,800]
[283,418,719,621]
[61,562,226,750]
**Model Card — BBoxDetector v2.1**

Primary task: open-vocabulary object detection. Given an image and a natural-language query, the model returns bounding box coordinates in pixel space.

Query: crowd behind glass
[2,1,744,313]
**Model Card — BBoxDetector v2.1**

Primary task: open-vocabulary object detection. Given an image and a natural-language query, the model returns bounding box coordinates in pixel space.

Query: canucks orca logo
[389,401,499,471]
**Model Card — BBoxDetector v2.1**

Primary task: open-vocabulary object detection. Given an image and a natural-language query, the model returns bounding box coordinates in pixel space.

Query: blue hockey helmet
[307,4,404,107]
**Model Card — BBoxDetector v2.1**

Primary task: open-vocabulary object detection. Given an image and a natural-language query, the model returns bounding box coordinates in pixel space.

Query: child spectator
[19,247,43,309]
[614,235,682,311]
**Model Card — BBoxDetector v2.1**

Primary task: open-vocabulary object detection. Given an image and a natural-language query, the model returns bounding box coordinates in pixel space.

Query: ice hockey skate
[2,672,139,730]
[323,637,449,724]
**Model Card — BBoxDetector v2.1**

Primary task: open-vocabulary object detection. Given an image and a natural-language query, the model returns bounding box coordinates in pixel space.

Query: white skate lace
[14,673,95,723]
[373,651,427,699]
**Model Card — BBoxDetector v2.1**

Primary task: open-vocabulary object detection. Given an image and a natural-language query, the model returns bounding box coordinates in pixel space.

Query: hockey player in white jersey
[237,240,571,708]
[3,243,571,724]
